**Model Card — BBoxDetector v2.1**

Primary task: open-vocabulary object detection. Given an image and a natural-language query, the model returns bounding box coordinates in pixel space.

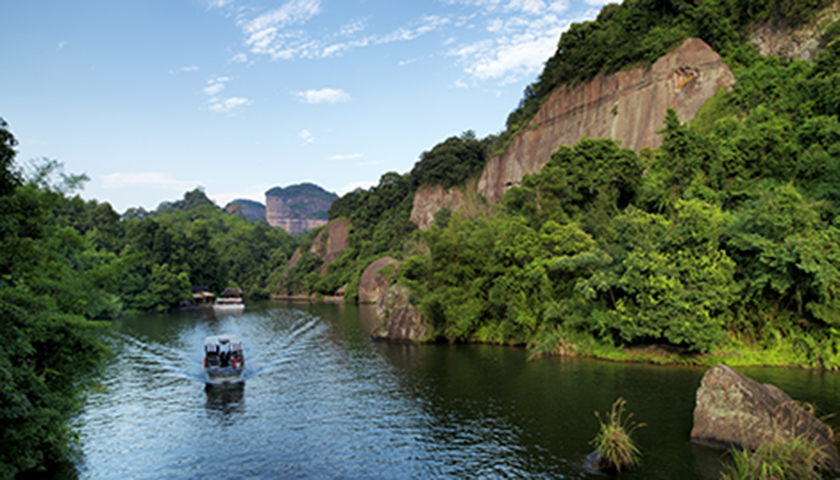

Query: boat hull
[205,366,244,382]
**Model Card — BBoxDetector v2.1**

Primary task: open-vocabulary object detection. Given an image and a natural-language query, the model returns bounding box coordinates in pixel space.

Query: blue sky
[2,0,611,213]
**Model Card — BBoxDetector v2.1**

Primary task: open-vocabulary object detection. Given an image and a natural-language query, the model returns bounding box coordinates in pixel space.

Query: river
[67,301,840,479]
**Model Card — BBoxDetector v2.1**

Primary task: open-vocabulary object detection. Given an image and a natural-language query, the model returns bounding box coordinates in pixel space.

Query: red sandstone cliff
[478,38,734,205]
[410,38,734,229]
[281,218,350,287]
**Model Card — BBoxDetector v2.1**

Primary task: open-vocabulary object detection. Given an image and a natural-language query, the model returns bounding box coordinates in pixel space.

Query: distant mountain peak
[265,182,338,234]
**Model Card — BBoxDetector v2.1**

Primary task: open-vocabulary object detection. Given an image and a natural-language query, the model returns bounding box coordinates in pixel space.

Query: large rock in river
[691,364,840,471]
[358,257,398,304]
[372,284,430,342]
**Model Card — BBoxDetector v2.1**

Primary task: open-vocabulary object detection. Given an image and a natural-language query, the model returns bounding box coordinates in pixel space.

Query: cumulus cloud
[203,76,229,95]
[293,88,350,104]
[230,52,248,63]
[204,83,226,95]
[208,96,251,112]
[102,172,199,191]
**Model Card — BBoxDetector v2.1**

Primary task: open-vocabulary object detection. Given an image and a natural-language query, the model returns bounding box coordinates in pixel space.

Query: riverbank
[537,329,840,371]
[272,294,345,303]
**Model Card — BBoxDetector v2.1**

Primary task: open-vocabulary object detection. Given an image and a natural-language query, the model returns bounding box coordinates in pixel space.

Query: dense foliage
[398,38,840,367]
[0,120,109,477]
[499,0,835,153]
[284,171,416,299]
[410,130,491,189]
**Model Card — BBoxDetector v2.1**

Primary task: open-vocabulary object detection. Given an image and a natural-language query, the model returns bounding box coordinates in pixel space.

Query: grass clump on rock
[721,402,834,480]
[591,397,645,473]
[721,434,829,480]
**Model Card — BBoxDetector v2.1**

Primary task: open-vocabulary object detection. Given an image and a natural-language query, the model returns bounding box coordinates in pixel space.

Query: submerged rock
[690,364,839,471]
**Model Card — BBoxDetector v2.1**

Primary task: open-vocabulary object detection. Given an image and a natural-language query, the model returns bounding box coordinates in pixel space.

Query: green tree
[0,120,108,477]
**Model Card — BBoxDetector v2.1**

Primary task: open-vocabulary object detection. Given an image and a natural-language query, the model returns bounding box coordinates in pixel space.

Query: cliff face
[750,0,840,61]
[281,218,350,293]
[224,199,266,223]
[476,38,735,205]
[265,183,337,234]
[410,184,465,231]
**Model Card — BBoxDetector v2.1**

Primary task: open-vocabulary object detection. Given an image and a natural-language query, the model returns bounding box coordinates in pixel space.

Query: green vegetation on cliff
[306,0,840,369]
[501,0,836,152]
[399,38,840,368]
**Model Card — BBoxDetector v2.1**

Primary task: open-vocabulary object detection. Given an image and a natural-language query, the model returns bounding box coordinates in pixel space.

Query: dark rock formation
[372,284,430,342]
[691,364,840,471]
[265,183,338,234]
[358,257,398,304]
[225,199,266,222]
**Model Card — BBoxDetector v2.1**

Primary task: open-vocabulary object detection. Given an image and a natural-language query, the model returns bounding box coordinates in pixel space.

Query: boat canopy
[204,334,243,354]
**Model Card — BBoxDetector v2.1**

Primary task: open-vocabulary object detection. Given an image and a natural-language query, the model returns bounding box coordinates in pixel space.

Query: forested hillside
[295,0,840,369]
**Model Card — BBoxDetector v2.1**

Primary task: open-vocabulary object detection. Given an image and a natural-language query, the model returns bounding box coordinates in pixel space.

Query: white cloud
[242,0,322,58]
[230,52,248,63]
[375,15,450,44]
[299,129,315,144]
[293,88,350,104]
[204,82,226,95]
[101,172,199,191]
[219,0,598,86]
[328,153,364,161]
[204,76,230,95]
[209,96,251,112]
[57,41,69,51]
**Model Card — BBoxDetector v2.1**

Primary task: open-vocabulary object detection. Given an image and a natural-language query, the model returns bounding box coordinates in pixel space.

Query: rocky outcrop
[476,37,735,205]
[282,218,350,277]
[410,184,466,231]
[691,364,840,471]
[270,218,329,234]
[265,183,337,234]
[224,199,266,223]
[372,284,430,342]
[312,219,350,276]
[750,0,840,61]
[358,257,399,304]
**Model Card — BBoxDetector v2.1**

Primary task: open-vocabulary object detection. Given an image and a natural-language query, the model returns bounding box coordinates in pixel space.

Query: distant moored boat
[213,287,245,312]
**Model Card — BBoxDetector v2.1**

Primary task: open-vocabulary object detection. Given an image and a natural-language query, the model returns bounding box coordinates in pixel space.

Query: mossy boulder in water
[690,364,840,471]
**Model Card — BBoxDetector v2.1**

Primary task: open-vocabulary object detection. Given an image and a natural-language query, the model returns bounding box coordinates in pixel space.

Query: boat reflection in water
[204,381,245,413]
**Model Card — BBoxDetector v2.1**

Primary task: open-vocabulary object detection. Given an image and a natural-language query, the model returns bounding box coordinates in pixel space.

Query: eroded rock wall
[410,184,465,231]
[477,38,735,205]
